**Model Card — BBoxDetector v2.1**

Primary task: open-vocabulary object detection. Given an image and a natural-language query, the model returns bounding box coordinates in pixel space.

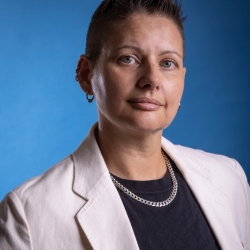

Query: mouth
[128,97,163,111]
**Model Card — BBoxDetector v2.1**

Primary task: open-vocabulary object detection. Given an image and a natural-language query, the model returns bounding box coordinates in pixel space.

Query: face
[88,14,186,134]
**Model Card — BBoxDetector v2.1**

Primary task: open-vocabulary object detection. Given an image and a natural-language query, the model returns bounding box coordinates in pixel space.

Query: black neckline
[110,171,172,194]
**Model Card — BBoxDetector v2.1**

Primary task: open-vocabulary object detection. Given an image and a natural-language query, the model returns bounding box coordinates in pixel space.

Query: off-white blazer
[0,124,249,250]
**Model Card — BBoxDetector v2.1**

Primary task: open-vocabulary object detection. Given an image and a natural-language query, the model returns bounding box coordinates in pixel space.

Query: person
[0,0,249,249]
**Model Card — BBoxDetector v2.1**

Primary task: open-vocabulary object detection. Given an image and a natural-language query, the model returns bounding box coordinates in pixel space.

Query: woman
[0,0,249,249]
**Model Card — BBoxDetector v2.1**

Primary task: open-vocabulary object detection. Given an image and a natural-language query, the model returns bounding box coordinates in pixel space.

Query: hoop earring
[178,103,181,111]
[86,92,94,103]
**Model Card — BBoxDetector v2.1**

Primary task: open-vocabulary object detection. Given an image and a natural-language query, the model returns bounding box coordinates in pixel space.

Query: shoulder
[12,155,75,204]
[173,144,249,207]
[175,144,247,182]
[162,137,249,202]
[0,155,79,249]
[162,137,249,192]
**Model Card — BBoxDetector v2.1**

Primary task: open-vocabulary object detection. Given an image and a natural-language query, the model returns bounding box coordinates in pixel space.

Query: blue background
[0,0,249,200]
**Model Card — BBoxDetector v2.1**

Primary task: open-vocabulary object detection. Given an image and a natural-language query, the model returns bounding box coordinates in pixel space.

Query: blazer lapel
[161,138,243,250]
[72,125,139,250]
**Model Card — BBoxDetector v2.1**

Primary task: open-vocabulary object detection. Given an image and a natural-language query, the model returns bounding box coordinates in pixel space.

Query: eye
[118,56,136,64]
[161,60,176,69]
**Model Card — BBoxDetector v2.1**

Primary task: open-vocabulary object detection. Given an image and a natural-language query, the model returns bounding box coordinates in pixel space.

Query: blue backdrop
[0,0,249,200]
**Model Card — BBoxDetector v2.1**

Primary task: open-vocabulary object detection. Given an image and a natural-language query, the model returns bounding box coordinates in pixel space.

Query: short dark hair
[85,0,186,65]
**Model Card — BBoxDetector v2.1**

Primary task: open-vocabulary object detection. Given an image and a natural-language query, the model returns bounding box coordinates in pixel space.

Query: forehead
[102,14,183,55]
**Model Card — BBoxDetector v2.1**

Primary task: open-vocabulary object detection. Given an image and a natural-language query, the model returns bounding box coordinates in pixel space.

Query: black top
[111,155,221,250]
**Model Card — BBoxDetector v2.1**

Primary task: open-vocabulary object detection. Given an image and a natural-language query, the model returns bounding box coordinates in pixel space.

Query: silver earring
[178,103,181,111]
[86,92,94,103]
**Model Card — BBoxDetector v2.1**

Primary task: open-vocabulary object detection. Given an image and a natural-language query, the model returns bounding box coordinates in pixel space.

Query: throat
[95,125,166,180]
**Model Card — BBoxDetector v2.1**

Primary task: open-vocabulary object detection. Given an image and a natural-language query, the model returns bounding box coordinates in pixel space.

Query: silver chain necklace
[110,150,178,207]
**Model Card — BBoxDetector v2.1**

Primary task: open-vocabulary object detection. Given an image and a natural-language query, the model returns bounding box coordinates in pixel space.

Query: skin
[77,14,186,180]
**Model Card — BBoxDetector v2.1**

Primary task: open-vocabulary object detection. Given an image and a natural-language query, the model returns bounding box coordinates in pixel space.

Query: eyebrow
[115,45,142,53]
[159,50,183,59]
[114,45,183,59]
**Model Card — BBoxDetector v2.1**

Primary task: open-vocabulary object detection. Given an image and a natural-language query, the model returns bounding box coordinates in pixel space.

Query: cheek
[97,64,132,92]
[163,76,184,103]
[91,74,105,101]
[175,81,184,100]
[91,69,125,109]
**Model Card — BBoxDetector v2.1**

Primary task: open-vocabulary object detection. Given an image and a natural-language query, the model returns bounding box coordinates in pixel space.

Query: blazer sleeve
[0,191,32,250]
[234,160,250,250]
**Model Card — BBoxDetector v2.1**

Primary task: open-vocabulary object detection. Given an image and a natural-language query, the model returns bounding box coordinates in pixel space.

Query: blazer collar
[72,124,139,250]
[161,137,243,250]
[72,123,108,200]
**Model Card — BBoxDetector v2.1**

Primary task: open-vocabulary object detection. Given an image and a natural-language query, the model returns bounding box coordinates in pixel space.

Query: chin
[124,120,170,134]
[99,111,173,134]
[127,114,174,132]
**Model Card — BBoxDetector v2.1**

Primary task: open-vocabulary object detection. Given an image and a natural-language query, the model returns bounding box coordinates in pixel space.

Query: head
[85,0,186,66]
[76,0,187,135]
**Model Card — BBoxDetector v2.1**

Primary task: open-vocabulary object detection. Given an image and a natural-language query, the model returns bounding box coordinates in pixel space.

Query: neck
[96,123,167,181]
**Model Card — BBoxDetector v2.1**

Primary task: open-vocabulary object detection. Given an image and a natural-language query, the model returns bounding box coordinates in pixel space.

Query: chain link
[110,150,178,207]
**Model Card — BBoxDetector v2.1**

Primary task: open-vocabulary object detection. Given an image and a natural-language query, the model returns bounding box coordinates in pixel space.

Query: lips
[128,97,163,111]
[129,97,162,105]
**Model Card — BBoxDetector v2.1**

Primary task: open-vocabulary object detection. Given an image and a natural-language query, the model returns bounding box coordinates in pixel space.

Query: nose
[137,61,161,90]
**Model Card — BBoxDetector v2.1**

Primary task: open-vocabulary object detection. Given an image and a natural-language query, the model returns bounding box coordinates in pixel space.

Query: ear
[183,67,186,78]
[182,67,186,87]
[76,55,94,94]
